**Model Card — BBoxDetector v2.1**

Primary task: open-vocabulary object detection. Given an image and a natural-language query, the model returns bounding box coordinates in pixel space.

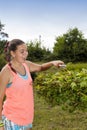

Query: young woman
[0,39,64,130]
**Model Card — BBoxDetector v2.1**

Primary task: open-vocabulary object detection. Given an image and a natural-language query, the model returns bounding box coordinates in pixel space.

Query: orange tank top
[2,63,34,125]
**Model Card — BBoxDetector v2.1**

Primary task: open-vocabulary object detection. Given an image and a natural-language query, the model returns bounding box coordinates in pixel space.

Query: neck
[9,60,25,74]
[11,60,23,68]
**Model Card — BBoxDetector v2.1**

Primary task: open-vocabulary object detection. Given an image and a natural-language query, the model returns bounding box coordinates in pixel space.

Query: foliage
[67,62,87,71]
[34,66,87,111]
[53,28,87,62]
[0,54,7,70]
[0,21,8,69]
[26,40,52,62]
[0,40,7,54]
[0,21,8,40]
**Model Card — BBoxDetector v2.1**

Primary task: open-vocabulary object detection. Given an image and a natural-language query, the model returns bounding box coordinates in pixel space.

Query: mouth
[22,57,26,61]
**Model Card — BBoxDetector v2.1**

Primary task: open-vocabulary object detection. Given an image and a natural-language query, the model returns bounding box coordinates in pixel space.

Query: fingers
[59,64,66,68]
[53,60,65,67]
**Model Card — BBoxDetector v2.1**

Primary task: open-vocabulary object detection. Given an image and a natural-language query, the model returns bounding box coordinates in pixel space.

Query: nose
[24,51,28,58]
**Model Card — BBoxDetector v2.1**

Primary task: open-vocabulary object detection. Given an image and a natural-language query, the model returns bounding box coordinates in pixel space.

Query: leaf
[71,82,77,90]
[80,81,87,88]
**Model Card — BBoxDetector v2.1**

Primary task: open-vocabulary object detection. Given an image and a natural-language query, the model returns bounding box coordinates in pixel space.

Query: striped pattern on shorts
[2,115,32,130]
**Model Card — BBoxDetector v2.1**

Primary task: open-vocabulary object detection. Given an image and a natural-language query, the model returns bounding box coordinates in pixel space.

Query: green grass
[33,90,87,130]
[33,62,87,130]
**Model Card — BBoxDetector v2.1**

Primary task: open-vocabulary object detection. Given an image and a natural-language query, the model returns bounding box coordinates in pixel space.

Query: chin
[22,59,26,63]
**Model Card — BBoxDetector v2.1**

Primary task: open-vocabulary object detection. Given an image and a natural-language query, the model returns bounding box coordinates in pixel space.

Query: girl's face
[11,44,28,63]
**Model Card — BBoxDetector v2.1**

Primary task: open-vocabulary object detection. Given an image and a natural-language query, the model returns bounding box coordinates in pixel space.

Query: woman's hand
[51,60,65,67]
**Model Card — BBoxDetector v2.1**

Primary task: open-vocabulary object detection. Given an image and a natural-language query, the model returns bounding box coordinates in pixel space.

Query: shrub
[0,54,6,70]
[34,68,87,111]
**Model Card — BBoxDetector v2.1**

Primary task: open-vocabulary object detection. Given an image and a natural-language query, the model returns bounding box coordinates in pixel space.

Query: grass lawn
[33,90,87,130]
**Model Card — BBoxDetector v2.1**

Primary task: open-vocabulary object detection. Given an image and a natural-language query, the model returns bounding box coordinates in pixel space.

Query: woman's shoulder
[24,60,34,72]
[0,64,12,86]
[25,60,32,64]
[1,64,10,75]
[25,60,32,67]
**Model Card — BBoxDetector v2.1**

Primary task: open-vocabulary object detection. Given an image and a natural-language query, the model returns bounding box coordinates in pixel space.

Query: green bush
[0,54,6,70]
[34,68,87,111]
[67,62,87,71]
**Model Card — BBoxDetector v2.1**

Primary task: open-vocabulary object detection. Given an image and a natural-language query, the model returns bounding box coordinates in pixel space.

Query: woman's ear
[10,51,15,58]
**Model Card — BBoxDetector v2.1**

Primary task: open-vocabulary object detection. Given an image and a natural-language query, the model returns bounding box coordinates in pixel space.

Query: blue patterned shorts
[2,115,32,130]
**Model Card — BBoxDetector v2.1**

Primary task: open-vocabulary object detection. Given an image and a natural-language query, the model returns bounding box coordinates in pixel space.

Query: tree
[0,21,8,69]
[0,21,8,54]
[0,21,8,40]
[26,39,53,62]
[53,28,87,62]
[27,40,44,61]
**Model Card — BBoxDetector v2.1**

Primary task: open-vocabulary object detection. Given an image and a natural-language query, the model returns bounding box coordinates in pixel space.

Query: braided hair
[4,41,10,62]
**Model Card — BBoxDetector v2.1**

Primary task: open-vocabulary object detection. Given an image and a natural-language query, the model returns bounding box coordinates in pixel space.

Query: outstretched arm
[26,60,64,72]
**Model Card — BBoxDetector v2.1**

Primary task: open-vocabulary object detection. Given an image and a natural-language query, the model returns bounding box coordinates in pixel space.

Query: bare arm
[0,126,4,130]
[0,67,10,119]
[26,60,64,72]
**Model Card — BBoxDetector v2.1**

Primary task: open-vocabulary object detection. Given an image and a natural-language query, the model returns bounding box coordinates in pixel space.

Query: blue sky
[0,0,87,49]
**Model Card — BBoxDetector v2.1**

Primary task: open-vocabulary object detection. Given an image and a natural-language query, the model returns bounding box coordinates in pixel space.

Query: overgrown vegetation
[34,63,87,112]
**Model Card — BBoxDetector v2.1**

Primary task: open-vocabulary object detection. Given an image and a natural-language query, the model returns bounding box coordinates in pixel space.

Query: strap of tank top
[7,62,30,76]
[22,63,31,75]
[7,63,17,76]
